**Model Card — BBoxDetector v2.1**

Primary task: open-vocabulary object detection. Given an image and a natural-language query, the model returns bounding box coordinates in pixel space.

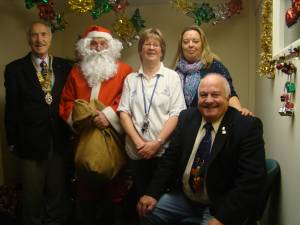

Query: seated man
[138,73,266,225]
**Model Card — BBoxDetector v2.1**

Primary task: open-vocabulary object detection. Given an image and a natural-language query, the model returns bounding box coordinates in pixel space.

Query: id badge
[141,114,150,134]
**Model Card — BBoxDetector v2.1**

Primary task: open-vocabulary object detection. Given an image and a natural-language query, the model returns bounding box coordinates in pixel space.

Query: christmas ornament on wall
[258,0,274,78]
[286,0,300,27]
[276,60,297,116]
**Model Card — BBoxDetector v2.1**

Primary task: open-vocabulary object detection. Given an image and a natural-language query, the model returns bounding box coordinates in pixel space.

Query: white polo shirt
[118,63,186,160]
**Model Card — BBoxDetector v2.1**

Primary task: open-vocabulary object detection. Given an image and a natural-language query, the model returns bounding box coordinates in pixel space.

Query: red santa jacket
[59,60,133,133]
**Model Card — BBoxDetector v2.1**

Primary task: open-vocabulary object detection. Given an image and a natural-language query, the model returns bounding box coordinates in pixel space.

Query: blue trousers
[141,190,213,225]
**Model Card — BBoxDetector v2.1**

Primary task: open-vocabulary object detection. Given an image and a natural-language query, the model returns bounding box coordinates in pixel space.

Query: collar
[32,54,49,71]
[200,115,224,133]
[136,62,165,77]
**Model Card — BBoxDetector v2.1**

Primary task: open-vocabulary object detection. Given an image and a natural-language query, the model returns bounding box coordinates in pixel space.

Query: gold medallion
[45,92,53,105]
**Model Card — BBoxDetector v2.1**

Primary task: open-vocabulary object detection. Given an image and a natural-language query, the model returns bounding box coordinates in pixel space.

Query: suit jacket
[146,107,266,225]
[4,53,72,160]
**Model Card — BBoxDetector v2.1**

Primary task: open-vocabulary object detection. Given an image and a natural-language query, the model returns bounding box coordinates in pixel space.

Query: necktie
[40,60,48,79]
[189,122,213,193]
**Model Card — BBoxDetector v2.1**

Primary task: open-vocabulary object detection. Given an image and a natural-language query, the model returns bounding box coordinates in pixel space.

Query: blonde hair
[173,25,219,68]
[138,28,166,61]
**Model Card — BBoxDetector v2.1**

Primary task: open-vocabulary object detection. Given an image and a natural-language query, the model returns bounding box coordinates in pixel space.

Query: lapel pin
[221,126,226,134]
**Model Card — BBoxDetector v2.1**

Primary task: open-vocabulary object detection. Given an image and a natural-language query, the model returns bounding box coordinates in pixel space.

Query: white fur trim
[102,106,123,134]
[86,31,112,41]
[90,83,101,100]
[67,111,73,127]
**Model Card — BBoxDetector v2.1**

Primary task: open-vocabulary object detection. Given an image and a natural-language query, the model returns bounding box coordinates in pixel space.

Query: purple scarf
[176,58,203,107]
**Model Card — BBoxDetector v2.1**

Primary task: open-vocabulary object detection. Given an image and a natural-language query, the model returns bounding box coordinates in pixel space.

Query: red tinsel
[37,0,55,21]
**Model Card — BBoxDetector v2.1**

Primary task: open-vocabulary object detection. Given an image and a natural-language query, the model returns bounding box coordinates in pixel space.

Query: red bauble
[292,0,300,13]
[37,0,55,21]
[228,0,242,15]
[276,63,284,70]
[113,0,128,13]
[286,8,298,27]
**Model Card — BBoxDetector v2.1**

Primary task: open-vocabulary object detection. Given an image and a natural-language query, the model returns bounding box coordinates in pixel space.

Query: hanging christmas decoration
[108,0,117,4]
[25,0,48,9]
[130,8,146,32]
[228,0,242,15]
[91,0,113,19]
[171,0,243,26]
[112,14,136,46]
[35,0,67,32]
[68,0,94,14]
[211,3,230,25]
[293,0,300,10]
[191,3,215,26]
[51,13,68,32]
[258,0,274,78]
[276,60,297,117]
[286,0,300,27]
[113,0,128,13]
[171,0,194,15]
[37,1,55,21]
[25,0,146,46]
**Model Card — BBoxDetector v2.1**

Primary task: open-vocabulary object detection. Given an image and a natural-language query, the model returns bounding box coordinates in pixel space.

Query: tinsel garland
[258,0,275,79]
[171,0,243,26]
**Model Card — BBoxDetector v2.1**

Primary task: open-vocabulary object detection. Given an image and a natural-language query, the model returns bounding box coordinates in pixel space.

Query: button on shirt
[182,117,222,203]
[117,63,186,160]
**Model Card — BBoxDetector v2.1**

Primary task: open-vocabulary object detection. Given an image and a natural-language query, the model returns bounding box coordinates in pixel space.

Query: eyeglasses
[143,43,160,49]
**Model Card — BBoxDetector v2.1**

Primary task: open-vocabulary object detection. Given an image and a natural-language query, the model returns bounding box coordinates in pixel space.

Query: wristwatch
[156,137,165,145]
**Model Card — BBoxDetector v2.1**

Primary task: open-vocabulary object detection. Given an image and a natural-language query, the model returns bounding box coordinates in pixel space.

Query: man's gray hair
[26,21,52,43]
[198,73,231,98]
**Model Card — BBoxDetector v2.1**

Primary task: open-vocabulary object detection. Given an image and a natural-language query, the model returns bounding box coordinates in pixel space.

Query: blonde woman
[174,25,251,115]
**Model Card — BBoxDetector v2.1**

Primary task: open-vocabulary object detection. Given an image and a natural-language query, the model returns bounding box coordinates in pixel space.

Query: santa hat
[82,25,113,41]
[76,24,123,59]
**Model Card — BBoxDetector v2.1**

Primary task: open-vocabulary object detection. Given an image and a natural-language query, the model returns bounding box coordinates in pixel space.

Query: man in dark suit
[138,73,266,225]
[4,21,72,225]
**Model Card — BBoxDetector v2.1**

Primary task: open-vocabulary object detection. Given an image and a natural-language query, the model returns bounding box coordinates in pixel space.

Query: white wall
[255,0,300,225]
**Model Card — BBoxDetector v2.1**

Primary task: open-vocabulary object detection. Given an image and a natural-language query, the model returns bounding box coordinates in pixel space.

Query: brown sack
[72,99,126,184]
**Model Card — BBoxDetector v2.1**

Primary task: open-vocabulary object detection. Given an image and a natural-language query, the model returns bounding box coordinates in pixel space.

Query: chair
[181,159,280,225]
[245,158,280,225]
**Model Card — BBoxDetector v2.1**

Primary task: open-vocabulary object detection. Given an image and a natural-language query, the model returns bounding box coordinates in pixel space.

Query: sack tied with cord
[72,99,126,185]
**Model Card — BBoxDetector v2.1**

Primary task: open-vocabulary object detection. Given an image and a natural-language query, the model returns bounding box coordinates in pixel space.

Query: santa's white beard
[80,50,118,88]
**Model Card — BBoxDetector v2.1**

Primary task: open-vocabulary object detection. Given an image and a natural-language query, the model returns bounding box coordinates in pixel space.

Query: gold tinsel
[68,0,94,14]
[258,0,275,79]
[170,0,194,14]
[112,15,135,46]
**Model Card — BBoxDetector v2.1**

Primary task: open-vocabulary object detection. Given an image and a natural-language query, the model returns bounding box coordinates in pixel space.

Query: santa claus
[59,25,133,225]
[59,25,133,133]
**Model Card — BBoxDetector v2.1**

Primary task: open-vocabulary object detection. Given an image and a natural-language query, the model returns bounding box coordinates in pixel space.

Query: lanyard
[140,74,160,117]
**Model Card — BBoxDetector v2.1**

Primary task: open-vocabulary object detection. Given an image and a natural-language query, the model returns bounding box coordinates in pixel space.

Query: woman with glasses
[118,28,186,200]
[174,25,252,115]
